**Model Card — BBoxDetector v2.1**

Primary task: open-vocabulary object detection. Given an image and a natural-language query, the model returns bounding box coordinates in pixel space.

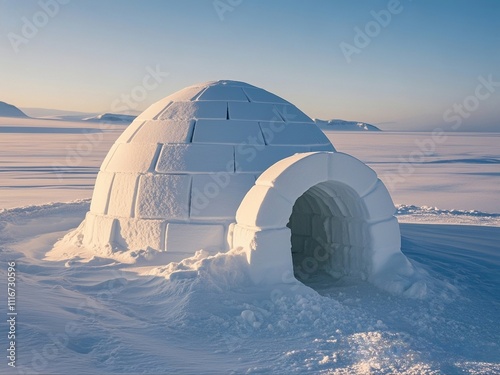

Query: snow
[193,119,266,145]
[1,128,500,373]
[76,81,339,256]
[159,101,228,120]
[232,151,404,292]
[196,85,249,102]
[259,121,332,145]
[234,145,313,173]
[106,173,138,217]
[82,113,136,124]
[155,144,234,173]
[135,174,191,220]
[190,174,255,220]
[165,223,225,254]
[103,143,159,173]
[88,172,114,215]
[1,83,499,374]
[0,101,28,118]
[315,119,381,131]
[127,119,196,144]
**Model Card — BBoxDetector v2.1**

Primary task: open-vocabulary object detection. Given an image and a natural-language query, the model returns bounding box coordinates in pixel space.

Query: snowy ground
[0,117,499,374]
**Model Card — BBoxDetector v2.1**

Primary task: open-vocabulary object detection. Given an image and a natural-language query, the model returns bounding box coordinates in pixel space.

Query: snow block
[242,87,289,104]
[193,119,265,145]
[114,218,165,251]
[158,101,227,120]
[228,102,283,122]
[232,225,293,284]
[328,152,378,197]
[107,173,139,217]
[114,120,145,144]
[135,174,191,219]
[259,122,331,146]
[274,104,312,123]
[166,85,206,102]
[196,85,248,102]
[346,219,367,247]
[89,171,114,215]
[191,174,255,220]
[256,152,329,202]
[235,145,311,173]
[83,212,115,247]
[236,185,292,229]
[131,119,195,144]
[362,180,396,222]
[104,143,160,173]
[366,217,401,251]
[165,223,225,253]
[226,222,236,249]
[155,144,234,173]
[136,98,173,120]
[99,144,118,172]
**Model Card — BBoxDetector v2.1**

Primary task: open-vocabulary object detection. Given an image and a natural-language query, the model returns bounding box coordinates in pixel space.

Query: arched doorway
[231,152,403,286]
[287,180,367,285]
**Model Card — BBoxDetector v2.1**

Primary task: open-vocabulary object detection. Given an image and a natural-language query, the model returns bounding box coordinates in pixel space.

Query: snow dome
[82,80,408,284]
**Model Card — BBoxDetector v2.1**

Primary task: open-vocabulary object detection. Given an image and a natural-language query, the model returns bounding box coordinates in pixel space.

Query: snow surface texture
[76,80,335,256]
[315,119,381,131]
[1,201,499,374]
[0,101,28,118]
[1,117,499,373]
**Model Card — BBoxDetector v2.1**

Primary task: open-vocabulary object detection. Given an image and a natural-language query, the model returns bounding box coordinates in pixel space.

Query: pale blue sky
[1,0,499,130]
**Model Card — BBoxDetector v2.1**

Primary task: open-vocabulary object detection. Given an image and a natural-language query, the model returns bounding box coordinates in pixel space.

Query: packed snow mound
[315,119,381,131]
[0,101,28,118]
[82,113,137,124]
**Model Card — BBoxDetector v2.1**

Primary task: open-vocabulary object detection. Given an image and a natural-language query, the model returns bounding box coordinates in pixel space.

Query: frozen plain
[0,117,499,374]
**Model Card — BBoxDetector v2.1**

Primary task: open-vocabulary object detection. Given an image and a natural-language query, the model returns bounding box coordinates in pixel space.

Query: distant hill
[0,101,28,118]
[315,119,381,131]
[82,113,137,124]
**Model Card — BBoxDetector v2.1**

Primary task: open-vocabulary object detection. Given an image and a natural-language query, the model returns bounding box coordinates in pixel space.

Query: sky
[0,0,499,131]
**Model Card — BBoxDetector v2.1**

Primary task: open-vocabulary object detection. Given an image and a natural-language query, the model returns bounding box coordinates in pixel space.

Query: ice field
[0,116,499,374]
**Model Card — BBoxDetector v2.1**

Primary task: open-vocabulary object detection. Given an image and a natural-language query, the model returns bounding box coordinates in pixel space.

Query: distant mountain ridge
[315,119,381,131]
[82,113,137,124]
[0,101,28,118]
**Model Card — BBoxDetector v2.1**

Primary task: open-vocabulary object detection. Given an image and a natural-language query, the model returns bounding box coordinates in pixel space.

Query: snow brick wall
[82,80,408,285]
[82,80,334,254]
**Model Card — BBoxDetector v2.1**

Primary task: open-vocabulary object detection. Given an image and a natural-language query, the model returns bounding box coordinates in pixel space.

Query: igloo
[81,80,410,284]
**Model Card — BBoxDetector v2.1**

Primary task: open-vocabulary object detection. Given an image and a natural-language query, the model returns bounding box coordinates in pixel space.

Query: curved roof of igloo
[102,80,335,177]
[86,80,336,252]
